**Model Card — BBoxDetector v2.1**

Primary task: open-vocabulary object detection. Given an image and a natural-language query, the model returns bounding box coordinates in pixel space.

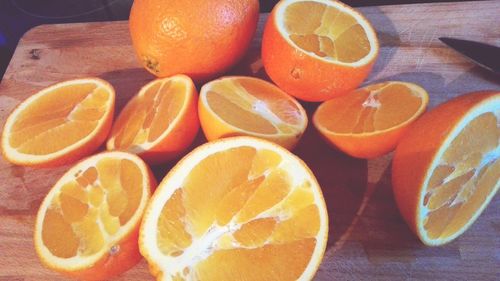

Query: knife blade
[439,37,500,74]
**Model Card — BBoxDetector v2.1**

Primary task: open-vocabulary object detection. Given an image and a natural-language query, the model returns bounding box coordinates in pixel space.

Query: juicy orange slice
[313,81,429,158]
[262,0,379,101]
[392,91,500,246]
[34,151,155,280]
[107,75,199,164]
[1,78,115,167]
[199,76,307,150]
[139,137,328,280]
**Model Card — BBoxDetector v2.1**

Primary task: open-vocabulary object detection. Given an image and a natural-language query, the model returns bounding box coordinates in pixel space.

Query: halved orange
[107,75,199,164]
[139,137,328,280]
[34,151,156,280]
[199,76,307,150]
[392,91,500,246]
[262,0,379,101]
[1,78,115,167]
[313,81,429,159]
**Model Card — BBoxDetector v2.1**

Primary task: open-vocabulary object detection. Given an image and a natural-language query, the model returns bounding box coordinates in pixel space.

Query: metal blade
[439,37,500,74]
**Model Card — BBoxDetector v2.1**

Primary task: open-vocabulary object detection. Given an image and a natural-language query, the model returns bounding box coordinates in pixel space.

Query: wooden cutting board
[1,1,499,280]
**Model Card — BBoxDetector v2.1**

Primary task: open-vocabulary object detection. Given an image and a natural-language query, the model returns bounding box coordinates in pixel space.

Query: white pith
[140,137,328,281]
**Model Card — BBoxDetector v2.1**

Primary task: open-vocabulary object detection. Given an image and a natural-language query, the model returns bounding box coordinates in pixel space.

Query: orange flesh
[9,83,110,155]
[284,1,370,63]
[205,78,303,135]
[316,82,423,134]
[423,112,500,239]
[41,158,144,258]
[112,79,186,149]
[155,146,320,280]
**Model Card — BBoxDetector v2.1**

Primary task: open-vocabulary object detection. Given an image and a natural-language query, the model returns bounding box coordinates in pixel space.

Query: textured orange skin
[107,75,200,165]
[35,153,157,280]
[1,78,115,168]
[129,0,259,82]
[198,76,307,150]
[261,1,378,102]
[392,91,499,245]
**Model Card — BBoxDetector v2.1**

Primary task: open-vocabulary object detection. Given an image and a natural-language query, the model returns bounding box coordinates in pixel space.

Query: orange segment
[313,81,429,158]
[1,78,115,167]
[262,0,379,101]
[195,239,316,281]
[392,91,500,246]
[139,137,328,281]
[199,76,308,150]
[233,218,277,247]
[34,152,155,280]
[107,75,199,164]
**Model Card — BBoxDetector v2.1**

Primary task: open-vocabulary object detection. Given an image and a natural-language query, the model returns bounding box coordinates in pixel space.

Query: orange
[313,81,429,159]
[139,137,328,280]
[129,0,260,82]
[1,78,115,167]
[262,0,379,102]
[199,76,308,150]
[107,75,199,164]
[392,91,500,246]
[34,151,156,280]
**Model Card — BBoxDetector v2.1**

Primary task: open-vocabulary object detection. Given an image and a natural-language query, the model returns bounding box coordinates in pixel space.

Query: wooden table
[0,1,499,280]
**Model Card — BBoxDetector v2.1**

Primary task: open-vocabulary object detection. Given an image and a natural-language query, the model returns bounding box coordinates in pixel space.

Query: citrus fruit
[34,151,156,280]
[313,81,429,159]
[1,78,115,167]
[107,75,199,164]
[199,76,308,150]
[392,91,500,246]
[129,0,260,81]
[262,0,379,102]
[139,137,328,280]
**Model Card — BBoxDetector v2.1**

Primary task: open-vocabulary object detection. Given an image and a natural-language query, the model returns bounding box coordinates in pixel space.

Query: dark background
[0,0,478,80]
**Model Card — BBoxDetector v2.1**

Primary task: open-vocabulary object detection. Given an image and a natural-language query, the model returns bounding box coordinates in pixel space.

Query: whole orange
[129,0,259,82]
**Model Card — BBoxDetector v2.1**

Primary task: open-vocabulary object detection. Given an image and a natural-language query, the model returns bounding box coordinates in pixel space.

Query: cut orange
[262,0,379,102]
[139,137,328,280]
[107,75,199,164]
[199,76,308,150]
[34,151,156,280]
[392,91,500,246]
[1,78,115,167]
[313,81,429,159]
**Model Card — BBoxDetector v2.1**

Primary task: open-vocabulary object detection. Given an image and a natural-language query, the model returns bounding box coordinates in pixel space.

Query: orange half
[34,151,156,280]
[262,0,379,101]
[1,78,115,167]
[107,75,199,164]
[393,91,500,246]
[139,137,328,280]
[313,81,429,158]
[199,76,307,150]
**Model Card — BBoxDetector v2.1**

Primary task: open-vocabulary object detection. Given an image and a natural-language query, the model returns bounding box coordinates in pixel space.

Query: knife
[439,37,500,74]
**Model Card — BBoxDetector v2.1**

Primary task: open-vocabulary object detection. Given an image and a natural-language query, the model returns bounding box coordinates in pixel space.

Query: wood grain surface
[1,1,499,280]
